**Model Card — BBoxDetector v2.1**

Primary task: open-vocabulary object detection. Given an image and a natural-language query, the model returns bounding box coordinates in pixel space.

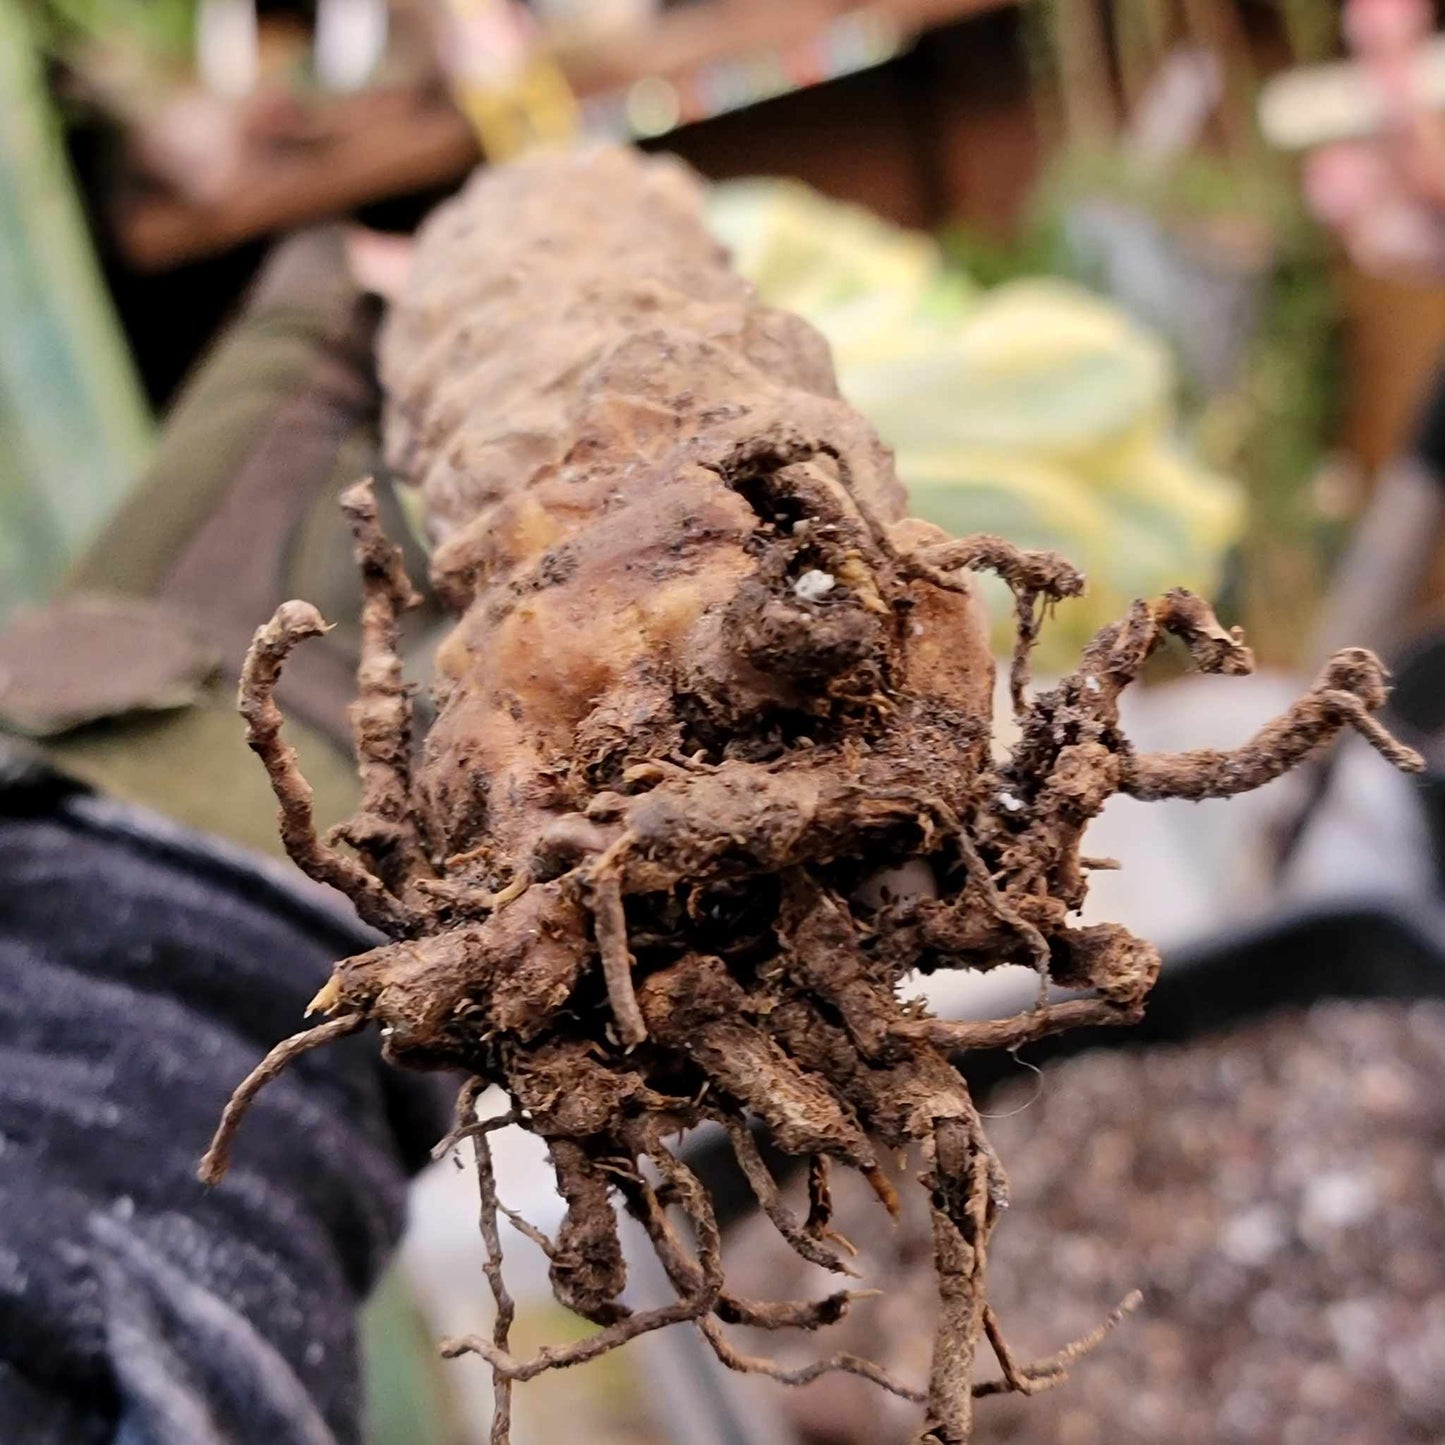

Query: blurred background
[6,0,1445,1440]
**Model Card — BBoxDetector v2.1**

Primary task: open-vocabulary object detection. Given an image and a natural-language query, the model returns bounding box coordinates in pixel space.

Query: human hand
[344,225,415,301]
[1303,0,1445,278]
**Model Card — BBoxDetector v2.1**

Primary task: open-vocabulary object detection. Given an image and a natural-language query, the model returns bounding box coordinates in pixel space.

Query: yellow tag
[441,0,580,161]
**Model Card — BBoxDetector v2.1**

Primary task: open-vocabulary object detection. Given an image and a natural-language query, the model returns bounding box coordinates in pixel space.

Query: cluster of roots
[199,149,1423,1444]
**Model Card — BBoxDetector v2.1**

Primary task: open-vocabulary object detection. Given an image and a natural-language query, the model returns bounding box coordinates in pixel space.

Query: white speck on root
[793,570,835,603]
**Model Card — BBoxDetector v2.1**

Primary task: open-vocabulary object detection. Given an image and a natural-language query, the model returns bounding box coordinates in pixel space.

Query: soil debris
[724,1001,1445,1444]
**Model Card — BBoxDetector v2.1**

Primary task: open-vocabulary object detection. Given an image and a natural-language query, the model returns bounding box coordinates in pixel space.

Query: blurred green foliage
[25,0,195,59]
[944,145,1341,662]
[362,1268,454,1445]
[0,0,153,618]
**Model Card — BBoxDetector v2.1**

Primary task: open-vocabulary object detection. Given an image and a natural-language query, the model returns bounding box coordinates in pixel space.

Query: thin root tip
[272,599,331,636]
[339,477,377,512]
[864,1165,902,1219]
[306,976,344,1017]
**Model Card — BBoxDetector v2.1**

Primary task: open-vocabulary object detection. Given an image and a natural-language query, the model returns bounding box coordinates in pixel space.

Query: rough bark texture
[203,148,1423,1442]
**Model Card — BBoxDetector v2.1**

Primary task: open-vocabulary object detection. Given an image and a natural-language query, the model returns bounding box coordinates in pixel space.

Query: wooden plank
[112,0,1016,270]
[116,95,479,271]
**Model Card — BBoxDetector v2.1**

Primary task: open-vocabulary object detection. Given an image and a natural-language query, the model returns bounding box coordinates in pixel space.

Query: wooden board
[112,0,1015,270]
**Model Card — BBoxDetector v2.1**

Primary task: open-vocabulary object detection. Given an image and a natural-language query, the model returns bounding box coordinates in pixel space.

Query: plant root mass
[200,149,1423,1444]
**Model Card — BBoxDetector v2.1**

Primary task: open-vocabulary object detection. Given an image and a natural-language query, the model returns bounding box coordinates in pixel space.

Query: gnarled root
[327,479,429,895]
[238,601,413,936]
[211,478,1423,1445]
[1123,647,1422,800]
[904,533,1085,715]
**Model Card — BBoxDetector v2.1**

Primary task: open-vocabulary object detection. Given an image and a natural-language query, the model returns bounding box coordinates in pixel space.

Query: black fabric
[0,758,447,1443]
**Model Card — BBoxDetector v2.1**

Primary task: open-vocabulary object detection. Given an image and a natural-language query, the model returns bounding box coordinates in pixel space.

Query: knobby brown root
[327,479,429,896]
[203,151,1427,1445]
[237,601,411,936]
[589,874,647,1047]
[214,550,1421,1443]
[1123,648,1423,800]
[905,534,1086,716]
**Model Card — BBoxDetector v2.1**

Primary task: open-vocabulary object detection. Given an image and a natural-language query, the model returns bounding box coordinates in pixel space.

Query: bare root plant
[199,150,1422,1443]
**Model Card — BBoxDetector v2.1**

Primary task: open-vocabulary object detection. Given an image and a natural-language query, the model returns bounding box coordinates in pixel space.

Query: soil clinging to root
[200,148,1423,1444]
